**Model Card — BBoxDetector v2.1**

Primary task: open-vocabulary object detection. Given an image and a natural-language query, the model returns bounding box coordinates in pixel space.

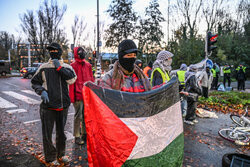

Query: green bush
[198,91,250,105]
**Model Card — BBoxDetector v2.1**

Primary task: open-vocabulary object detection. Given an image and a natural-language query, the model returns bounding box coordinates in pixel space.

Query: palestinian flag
[82,77,184,167]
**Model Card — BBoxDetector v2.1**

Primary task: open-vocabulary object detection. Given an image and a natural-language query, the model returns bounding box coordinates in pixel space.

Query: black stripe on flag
[85,77,179,118]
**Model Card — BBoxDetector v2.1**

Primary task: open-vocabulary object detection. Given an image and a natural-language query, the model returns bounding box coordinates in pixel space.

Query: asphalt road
[0,77,249,167]
[0,77,88,166]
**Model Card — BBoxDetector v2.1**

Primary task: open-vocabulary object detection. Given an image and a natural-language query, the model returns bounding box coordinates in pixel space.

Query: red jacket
[69,47,94,103]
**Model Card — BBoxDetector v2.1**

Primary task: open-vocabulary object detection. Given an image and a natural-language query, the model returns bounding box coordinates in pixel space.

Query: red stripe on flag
[82,86,138,167]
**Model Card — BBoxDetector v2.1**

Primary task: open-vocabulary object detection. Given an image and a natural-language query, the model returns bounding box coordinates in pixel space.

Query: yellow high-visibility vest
[150,68,170,86]
[177,70,186,85]
[211,68,216,77]
[223,67,231,74]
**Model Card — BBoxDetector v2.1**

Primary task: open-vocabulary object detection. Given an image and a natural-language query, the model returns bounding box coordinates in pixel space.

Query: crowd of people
[31,40,247,165]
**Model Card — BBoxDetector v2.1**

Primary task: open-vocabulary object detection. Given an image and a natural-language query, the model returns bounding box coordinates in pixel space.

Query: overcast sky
[0,0,153,44]
[0,0,238,50]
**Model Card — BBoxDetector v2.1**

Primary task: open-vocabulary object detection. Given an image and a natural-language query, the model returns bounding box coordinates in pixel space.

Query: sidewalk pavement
[0,154,45,167]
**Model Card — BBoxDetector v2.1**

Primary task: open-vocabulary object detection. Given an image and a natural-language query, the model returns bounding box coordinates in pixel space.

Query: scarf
[111,61,152,91]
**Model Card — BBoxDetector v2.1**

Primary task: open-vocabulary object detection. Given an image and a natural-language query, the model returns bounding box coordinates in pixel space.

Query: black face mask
[50,52,61,60]
[119,57,136,72]
[77,48,86,59]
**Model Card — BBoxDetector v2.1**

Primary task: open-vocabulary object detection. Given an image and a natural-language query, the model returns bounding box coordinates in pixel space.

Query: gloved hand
[53,59,61,69]
[41,91,49,104]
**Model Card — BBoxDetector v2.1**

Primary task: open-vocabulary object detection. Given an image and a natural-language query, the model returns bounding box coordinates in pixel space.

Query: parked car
[32,63,43,67]
[0,60,11,76]
[20,67,38,79]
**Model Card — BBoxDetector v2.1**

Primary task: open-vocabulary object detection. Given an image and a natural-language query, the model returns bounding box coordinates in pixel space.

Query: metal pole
[8,50,11,63]
[167,0,170,43]
[96,0,102,79]
[27,43,31,67]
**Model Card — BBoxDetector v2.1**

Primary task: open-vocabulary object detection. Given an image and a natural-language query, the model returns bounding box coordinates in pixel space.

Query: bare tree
[71,15,88,46]
[176,0,203,38]
[202,0,225,32]
[37,0,67,43]
[20,0,68,62]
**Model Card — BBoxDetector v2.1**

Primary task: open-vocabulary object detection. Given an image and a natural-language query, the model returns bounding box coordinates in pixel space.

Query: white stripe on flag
[21,90,39,96]
[0,96,17,108]
[2,91,40,104]
[6,109,27,114]
[121,101,183,160]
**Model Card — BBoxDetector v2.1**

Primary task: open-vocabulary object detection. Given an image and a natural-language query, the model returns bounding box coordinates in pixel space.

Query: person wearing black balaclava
[99,39,151,92]
[69,47,94,145]
[31,42,77,165]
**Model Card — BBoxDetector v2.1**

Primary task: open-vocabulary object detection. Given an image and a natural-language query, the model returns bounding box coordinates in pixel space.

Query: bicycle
[230,107,250,127]
[218,107,250,146]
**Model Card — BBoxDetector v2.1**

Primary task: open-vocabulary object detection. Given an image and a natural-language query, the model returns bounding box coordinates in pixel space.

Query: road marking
[0,96,17,108]
[24,119,40,124]
[4,82,20,88]
[53,131,74,142]
[2,91,40,104]
[6,109,27,114]
[64,131,74,140]
[23,112,75,124]
[21,90,39,96]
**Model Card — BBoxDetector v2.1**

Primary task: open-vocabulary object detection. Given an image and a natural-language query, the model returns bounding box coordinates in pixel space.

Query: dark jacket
[100,70,148,93]
[236,68,246,81]
[69,47,94,103]
[185,75,202,101]
[31,59,77,109]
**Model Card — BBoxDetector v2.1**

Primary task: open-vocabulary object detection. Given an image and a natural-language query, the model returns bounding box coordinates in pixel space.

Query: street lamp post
[96,0,102,79]
[27,43,31,67]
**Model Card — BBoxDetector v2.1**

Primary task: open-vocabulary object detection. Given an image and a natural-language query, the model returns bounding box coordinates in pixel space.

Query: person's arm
[98,71,112,89]
[89,65,95,82]
[31,67,45,95]
[53,59,76,84]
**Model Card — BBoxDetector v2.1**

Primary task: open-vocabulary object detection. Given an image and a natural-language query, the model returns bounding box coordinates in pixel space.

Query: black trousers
[237,79,245,90]
[185,98,197,121]
[202,86,208,98]
[40,106,68,162]
[223,74,231,87]
[211,77,218,90]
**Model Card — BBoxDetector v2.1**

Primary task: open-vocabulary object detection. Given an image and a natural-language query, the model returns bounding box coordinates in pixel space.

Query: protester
[236,63,246,91]
[69,47,94,145]
[182,65,202,125]
[200,65,213,98]
[99,39,151,92]
[211,64,218,90]
[135,59,143,70]
[223,64,231,87]
[177,63,187,117]
[31,42,77,165]
[150,51,174,87]
[143,61,153,78]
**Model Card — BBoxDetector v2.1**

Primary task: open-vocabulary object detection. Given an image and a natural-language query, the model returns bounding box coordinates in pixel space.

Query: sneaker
[192,119,198,124]
[58,156,70,164]
[184,120,194,125]
[75,137,84,145]
[50,160,60,166]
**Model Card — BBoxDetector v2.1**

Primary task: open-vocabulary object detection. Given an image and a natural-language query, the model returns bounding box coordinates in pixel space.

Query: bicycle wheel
[218,128,248,142]
[230,114,244,127]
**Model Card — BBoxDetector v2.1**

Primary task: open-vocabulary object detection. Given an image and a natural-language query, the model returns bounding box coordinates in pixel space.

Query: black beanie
[46,42,62,56]
[118,39,138,60]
